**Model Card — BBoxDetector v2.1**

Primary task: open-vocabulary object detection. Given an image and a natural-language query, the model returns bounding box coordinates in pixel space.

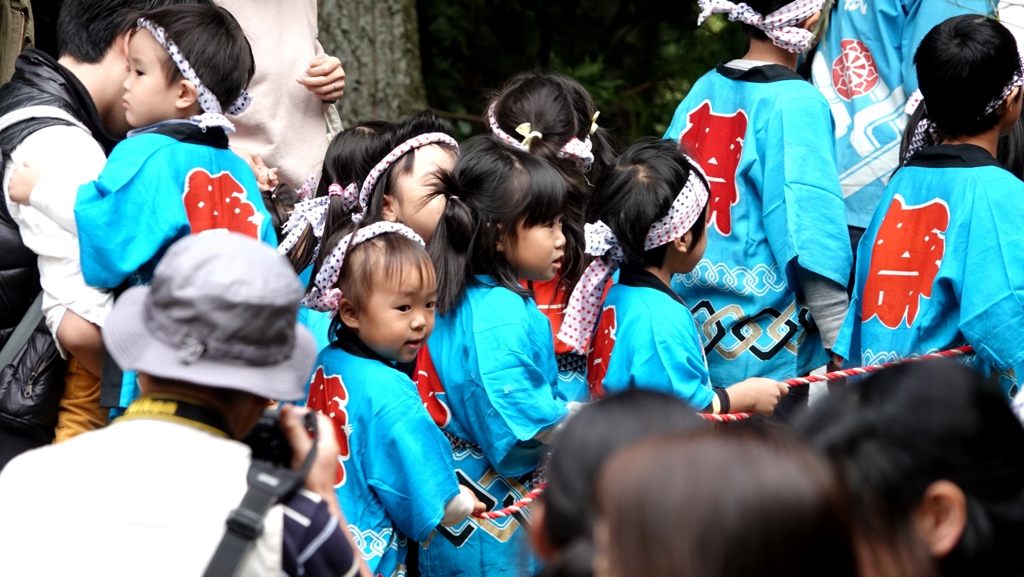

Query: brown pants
[53,355,107,443]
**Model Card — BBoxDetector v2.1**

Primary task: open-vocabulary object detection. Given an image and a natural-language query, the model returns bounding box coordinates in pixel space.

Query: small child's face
[501,216,566,282]
[122,29,186,128]
[351,269,437,363]
[384,145,456,243]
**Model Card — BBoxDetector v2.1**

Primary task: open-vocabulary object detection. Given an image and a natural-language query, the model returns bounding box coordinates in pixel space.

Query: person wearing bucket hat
[0,233,368,577]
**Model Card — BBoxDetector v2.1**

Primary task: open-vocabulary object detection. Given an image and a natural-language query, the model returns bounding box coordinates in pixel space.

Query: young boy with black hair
[8,3,276,414]
[663,0,852,421]
[0,0,212,452]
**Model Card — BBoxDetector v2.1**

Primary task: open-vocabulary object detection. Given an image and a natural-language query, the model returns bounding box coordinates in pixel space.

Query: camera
[242,406,317,469]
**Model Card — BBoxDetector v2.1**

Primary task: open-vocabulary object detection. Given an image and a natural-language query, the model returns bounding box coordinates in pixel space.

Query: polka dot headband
[904,56,1024,162]
[696,0,825,54]
[302,221,426,313]
[136,18,253,133]
[351,133,460,224]
[278,182,360,256]
[557,163,710,354]
[487,103,597,172]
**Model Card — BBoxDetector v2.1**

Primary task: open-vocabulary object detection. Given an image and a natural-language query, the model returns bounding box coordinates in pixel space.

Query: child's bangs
[513,156,567,228]
[343,234,436,306]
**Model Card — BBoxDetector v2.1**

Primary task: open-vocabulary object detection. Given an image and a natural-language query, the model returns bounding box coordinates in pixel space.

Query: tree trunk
[318,0,429,125]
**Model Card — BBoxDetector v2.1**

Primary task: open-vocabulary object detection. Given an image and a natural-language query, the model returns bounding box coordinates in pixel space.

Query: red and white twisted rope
[701,345,975,422]
[473,484,546,520]
[473,346,976,518]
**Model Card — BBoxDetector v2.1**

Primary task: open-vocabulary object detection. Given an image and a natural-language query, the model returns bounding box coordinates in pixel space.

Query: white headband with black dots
[277,183,360,256]
[136,18,252,133]
[487,103,596,172]
[696,0,825,54]
[557,162,710,354]
[302,221,425,313]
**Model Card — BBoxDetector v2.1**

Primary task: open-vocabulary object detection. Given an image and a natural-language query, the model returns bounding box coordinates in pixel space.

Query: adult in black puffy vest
[0,0,210,467]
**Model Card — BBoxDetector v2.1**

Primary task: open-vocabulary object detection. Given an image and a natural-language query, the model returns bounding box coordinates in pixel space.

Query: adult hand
[9,162,43,204]
[297,56,346,101]
[279,405,342,518]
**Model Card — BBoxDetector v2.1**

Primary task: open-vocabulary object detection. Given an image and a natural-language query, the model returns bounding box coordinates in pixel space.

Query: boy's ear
[338,298,360,331]
[801,11,822,32]
[671,231,694,254]
[175,80,199,111]
[381,194,400,223]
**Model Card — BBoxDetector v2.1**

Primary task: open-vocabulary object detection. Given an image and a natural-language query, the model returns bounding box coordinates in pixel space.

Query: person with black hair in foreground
[0,233,370,577]
[797,360,1024,577]
[0,0,211,465]
[529,390,707,577]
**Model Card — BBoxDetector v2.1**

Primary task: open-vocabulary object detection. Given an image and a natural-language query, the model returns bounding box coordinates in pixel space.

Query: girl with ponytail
[488,73,619,401]
[414,135,575,577]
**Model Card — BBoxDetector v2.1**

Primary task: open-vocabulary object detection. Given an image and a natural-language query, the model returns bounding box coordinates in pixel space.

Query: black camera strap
[202,412,318,577]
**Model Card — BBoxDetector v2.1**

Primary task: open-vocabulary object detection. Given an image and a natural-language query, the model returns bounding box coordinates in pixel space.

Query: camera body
[242,407,306,468]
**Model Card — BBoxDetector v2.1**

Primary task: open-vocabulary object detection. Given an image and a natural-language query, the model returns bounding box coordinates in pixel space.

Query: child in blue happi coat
[487,73,619,402]
[663,0,852,420]
[302,221,483,577]
[8,4,275,414]
[837,15,1024,400]
[413,135,574,577]
[558,139,787,417]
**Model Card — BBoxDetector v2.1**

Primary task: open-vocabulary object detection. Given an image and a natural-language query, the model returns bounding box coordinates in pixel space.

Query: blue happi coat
[810,0,994,227]
[835,144,1024,398]
[664,63,852,386]
[587,266,715,410]
[74,120,277,411]
[76,120,277,288]
[416,276,567,577]
[309,331,462,577]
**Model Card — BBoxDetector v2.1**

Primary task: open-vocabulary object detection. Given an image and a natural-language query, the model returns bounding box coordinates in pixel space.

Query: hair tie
[136,18,252,132]
[515,123,543,151]
[328,182,360,212]
[696,0,825,54]
[590,111,601,135]
[303,222,425,313]
[557,163,710,354]
[352,133,460,224]
[487,102,596,172]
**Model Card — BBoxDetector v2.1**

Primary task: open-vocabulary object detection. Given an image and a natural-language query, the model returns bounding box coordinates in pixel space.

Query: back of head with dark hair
[429,134,566,314]
[537,390,707,577]
[262,184,299,243]
[796,360,1024,577]
[286,120,394,274]
[902,15,1022,154]
[364,110,458,223]
[57,0,212,63]
[588,138,708,269]
[491,73,620,294]
[137,4,254,110]
[596,429,859,577]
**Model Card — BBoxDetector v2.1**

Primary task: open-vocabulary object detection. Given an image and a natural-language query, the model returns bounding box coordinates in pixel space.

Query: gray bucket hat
[103,233,318,401]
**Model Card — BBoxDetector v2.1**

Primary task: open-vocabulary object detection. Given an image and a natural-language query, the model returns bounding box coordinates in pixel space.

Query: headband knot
[328,182,360,212]
[302,222,426,313]
[557,164,710,354]
[136,18,252,132]
[297,175,318,201]
[487,102,596,172]
[696,0,824,54]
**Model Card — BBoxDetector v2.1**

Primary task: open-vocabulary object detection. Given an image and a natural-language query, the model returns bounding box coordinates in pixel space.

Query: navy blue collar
[331,324,394,368]
[904,144,1003,170]
[618,265,686,306]
[716,61,805,84]
[129,119,229,149]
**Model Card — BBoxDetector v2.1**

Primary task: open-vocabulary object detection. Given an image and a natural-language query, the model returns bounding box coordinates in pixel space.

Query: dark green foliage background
[417,0,747,143]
